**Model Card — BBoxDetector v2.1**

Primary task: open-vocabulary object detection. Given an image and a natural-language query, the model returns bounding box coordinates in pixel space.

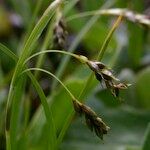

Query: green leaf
[135,67,150,109]
[127,23,144,68]
[0,43,57,149]
[6,1,63,149]
[96,89,120,107]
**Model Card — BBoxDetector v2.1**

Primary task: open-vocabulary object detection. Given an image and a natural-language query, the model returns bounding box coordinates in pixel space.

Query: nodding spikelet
[72,99,110,140]
[53,18,67,50]
[86,60,130,99]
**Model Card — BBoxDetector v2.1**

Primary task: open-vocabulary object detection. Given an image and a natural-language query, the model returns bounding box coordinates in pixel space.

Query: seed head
[72,99,110,140]
[86,60,130,99]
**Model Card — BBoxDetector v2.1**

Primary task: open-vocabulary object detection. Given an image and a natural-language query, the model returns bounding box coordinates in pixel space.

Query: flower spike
[73,99,110,140]
[86,60,130,99]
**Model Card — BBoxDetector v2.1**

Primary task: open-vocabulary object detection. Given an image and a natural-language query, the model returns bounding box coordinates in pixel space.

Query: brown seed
[95,72,103,82]
[82,104,97,118]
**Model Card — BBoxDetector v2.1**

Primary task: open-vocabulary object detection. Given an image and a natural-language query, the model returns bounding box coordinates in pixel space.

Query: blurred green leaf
[127,24,144,68]
[135,67,150,109]
[96,89,120,107]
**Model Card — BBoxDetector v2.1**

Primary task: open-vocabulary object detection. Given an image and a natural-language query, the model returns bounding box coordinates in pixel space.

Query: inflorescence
[73,99,110,140]
[86,60,130,99]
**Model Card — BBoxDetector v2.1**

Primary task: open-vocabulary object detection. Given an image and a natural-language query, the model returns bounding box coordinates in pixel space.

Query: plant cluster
[0,0,149,150]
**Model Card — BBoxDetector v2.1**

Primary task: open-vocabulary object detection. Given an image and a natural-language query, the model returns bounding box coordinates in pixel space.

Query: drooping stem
[23,50,88,65]
[21,68,76,100]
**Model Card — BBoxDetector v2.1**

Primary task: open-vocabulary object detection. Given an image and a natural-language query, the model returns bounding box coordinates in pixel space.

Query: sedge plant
[0,1,134,150]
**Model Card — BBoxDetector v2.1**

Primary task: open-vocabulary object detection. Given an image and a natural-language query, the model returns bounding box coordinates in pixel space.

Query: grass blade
[6,1,63,149]
[26,72,57,150]
[0,43,57,149]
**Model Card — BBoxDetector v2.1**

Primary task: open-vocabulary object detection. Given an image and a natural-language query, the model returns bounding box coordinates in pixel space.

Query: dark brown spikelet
[111,83,129,98]
[95,72,103,82]
[72,99,110,140]
[53,18,67,50]
[86,60,130,99]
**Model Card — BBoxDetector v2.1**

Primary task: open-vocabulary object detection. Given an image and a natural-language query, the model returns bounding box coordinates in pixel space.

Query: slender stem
[66,8,150,27]
[98,15,123,60]
[23,50,88,65]
[21,68,76,100]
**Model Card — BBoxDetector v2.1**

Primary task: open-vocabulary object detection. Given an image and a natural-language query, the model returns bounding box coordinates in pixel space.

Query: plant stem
[0,42,57,150]
[23,50,88,65]
[98,15,123,60]
[21,68,76,100]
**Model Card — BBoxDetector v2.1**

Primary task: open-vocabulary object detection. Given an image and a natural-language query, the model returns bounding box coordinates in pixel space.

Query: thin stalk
[21,68,76,100]
[66,8,150,27]
[98,15,123,60]
[23,50,88,65]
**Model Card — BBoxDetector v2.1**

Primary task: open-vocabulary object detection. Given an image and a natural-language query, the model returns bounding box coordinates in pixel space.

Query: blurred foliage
[0,0,150,150]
